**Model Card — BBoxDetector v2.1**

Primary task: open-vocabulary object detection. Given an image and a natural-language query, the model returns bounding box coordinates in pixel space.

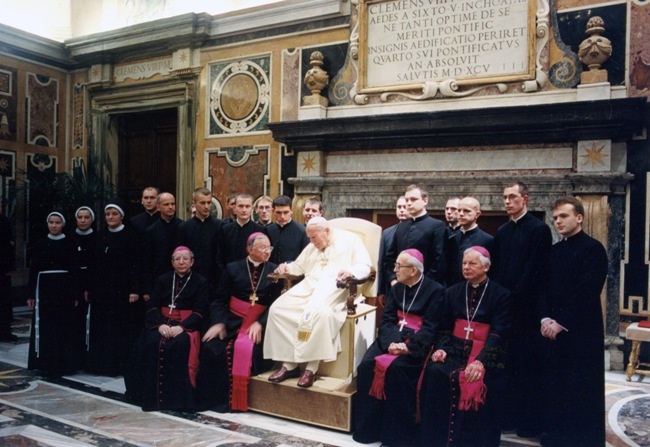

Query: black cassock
[196,258,281,412]
[86,226,141,376]
[70,228,97,370]
[353,276,444,447]
[266,219,309,264]
[131,270,209,411]
[178,216,222,287]
[540,231,608,447]
[384,214,447,285]
[27,235,80,377]
[419,279,510,447]
[217,219,266,272]
[491,212,551,434]
[445,227,494,286]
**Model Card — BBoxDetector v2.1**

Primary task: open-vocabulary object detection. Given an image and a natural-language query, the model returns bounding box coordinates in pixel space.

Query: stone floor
[1,308,649,447]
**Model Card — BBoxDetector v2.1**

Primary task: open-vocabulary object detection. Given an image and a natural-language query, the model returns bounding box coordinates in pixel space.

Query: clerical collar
[411,210,428,221]
[48,233,66,240]
[405,275,423,289]
[247,256,263,267]
[563,230,583,241]
[176,270,191,279]
[108,224,125,233]
[194,215,207,222]
[76,228,94,235]
[511,210,528,223]
[461,224,478,234]
[236,218,250,227]
[278,219,292,228]
[469,278,488,288]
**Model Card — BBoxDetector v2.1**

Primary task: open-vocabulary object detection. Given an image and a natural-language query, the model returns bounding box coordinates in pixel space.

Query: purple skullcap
[247,232,265,245]
[403,248,424,264]
[173,246,191,254]
[469,245,491,260]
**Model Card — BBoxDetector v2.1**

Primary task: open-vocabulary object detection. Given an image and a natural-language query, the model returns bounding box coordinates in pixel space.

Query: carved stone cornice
[268,98,648,151]
[65,13,212,66]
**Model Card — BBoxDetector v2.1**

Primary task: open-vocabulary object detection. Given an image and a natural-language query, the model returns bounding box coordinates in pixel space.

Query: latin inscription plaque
[359,0,536,94]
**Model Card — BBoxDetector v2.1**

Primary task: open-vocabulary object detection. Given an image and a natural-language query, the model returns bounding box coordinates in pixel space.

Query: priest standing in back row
[539,196,608,447]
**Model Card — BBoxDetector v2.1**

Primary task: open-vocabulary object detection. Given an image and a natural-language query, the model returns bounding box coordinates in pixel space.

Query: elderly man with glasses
[353,248,444,446]
[196,233,283,412]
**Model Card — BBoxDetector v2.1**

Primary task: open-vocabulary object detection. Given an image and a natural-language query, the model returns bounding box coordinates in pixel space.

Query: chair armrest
[267,272,304,294]
[337,270,377,315]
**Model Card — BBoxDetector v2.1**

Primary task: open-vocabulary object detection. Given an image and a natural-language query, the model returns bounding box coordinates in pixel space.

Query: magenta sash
[164,307,200,388]
[452,319,490,411]
[368,311,423,400]
[229,296,267,411]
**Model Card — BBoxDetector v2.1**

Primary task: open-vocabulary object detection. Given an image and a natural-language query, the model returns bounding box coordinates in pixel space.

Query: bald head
[458,197,481,231]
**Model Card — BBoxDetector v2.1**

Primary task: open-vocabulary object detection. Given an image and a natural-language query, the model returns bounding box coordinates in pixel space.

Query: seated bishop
[353,249,444,446]
[419,246,511,447]
[196,233,282,412]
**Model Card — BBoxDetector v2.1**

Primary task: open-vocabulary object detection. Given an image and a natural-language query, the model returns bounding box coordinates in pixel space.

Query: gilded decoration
[26,73,59,147]
[208,56,270,136]
[353,0,548,102]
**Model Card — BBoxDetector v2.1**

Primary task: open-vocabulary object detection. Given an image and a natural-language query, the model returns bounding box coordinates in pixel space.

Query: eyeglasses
[255,246,274,253]
[394,263,412,270]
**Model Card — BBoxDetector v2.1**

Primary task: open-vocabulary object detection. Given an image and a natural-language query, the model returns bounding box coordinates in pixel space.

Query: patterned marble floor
[1,309,649,447]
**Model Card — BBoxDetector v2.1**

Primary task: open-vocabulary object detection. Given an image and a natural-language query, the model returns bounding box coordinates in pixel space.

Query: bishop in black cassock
[354,249,444,447]
[419,247,510,447]
[197,233,282,412]
[133,246,209,411]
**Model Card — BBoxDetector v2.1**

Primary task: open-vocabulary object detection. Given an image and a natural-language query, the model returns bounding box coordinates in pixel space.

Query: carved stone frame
[352,0,550,102]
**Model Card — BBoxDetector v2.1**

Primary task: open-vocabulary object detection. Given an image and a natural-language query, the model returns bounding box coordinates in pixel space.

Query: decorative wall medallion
[208,56,270,135]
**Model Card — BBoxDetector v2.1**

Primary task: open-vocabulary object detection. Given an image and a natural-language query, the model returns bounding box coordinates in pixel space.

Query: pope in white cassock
[264,216,371,388]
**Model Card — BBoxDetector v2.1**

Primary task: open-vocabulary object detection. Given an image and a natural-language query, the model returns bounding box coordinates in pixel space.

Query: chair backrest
[329,217,382,297]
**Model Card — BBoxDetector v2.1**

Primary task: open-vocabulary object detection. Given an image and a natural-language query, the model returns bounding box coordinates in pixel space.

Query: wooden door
[118,108,177,216]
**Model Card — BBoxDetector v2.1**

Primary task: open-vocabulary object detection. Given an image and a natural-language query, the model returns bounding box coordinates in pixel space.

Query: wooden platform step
[248,371,356,432]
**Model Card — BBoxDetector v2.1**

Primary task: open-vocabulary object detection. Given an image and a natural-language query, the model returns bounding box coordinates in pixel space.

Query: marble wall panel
[326,148,573,174]
[281,49,301,122]
[26,73,59,147]
[630,1,650,96]
[207,146,269,217]
[0,65,17,143]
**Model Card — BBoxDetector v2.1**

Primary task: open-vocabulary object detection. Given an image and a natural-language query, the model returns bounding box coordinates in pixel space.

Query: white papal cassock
[263,228,371,364]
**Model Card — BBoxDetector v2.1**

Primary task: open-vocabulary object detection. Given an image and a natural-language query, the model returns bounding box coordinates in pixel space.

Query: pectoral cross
[464,325,474,339]
[398,319,407,332]
[168,303,176,315]
[249,293,258,306]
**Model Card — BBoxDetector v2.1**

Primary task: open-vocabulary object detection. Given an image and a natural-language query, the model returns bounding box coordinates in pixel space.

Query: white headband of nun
[46,211,66,225]
[75,206,95,221]
[105,203,125,217]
